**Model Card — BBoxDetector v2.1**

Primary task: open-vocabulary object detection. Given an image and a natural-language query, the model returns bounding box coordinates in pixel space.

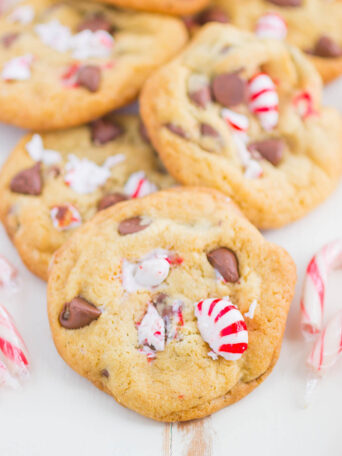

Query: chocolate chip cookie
[0,0,187,130]
[0,114,175,280]
[47,187,296,421]
[192,0,342,83]
[140,24,342,229]
[95,0,209,16]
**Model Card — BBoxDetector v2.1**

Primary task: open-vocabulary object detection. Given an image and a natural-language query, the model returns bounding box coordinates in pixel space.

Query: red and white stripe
[194,297,248,361]
[293,91,318,120]
[221,108,249,133]
[0,304,29,387]
[255,13,287,40]
[248,73,279,131]
[307,309,342,374]
[301,239,342,337]
[124,171,157,199]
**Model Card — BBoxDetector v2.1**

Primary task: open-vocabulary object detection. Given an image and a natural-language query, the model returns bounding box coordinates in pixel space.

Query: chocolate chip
[77,14,113,33]
[98,193,128,211]
[313,36,342,58]
[196,7,229,25]
[2,33,19,48]
[77,65,101,92]
[200,123,220,137]
[207,248,239,283]
[152,293,168,305]
[55,206,68,221]
[59,296,101,329]
[118,216,150,235]
[165,123,188,138]
[189,86,212,108]
[90,118,123,145]
[212,72,247,108]
[100,368,109,378]
[248,138,285,166]
[266,0,301,5]
[139,120,150,143]
[10,163,42,196]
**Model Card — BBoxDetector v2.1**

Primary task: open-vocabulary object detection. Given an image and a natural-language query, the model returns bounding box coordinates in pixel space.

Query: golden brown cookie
[47,187,296,422]
[0,0,187,130]
[94,0,209,16]
[0,114,175,280]
[188,0,342,83]
[140,24,342,229]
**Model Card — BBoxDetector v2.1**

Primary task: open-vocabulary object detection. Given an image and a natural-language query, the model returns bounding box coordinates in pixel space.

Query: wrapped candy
[0,304,30,388]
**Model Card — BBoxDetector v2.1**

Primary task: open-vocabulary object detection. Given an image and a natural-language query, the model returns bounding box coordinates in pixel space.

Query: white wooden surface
[0,79,342,455]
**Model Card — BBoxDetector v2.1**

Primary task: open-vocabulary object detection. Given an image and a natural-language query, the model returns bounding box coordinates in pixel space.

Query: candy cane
[194,297,248,361]
[247,73,279,131]
[124,171,157,198]
[293,91,318,120]
[0,304,30,388]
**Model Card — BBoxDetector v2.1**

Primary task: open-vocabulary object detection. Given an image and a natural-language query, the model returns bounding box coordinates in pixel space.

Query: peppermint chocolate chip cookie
[94,0,209,16]
[141,24,342,229]
[194,0,342,83]
[47,187,296,422]
[0,0,187,130]
[0,114,175,280]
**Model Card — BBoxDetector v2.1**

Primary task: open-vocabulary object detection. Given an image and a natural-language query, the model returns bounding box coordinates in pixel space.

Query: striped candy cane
[248,73,279,131]
[124,171,157,198]
[0,304,30,387]
[255,13,287,40]
[194,297,248,361]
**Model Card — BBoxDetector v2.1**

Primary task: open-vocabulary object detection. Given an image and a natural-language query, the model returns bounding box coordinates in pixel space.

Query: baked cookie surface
[94,0,209,16]
[0,0,187,130]
[190,0,342,83]
[0,114,175,280]
[47,187,296,422]
[141,24,342,229]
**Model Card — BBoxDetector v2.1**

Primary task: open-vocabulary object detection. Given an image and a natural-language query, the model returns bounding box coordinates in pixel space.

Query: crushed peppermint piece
[233,133,263,179]
[26,134,61,165]
[244,300,258,319]
[8,5,34,24]
[50,204,82,231]
[124,171,157,198]
[35,20,71,52]
[138,304,165,353]
[2,54,33,81]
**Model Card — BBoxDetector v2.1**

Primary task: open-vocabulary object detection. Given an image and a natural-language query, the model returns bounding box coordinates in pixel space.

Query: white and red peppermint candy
[301,239,342,337]
[248,73,279,131]
[26,134,61,165]
[124,171,158,199]
[0,304,29,388]
[293,91,317,120]
[122,249,170,293]
[8,4,34,24]
[138,304,165,353]
[244,299,258,319]
[35,19,71,53]
[0,255,18,293]
[64,153,125,194]
[194,297,248,361]
[221,108,249,133]
[1,54,33,81]
[232,133,263,179]
[255,13,287,40]
[70,30,114,59]
[61,63,81,88]
[50,204,82,231]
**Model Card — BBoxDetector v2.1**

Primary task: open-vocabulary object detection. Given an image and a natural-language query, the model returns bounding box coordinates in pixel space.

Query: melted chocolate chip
[165,123,188,138]
[10,163,42,196]
[55,206,68,221]
[200,123,220,137]
[207,248,239,283]
[196,7,229,25]
[98,193,128,211]
[100,368,109,378]
[77,14,113,33]
[90,118,123,145]
[2,32,19,48]
[212,72,247,108]
[313,36,342,58]
[59,296,101,329]
[266,0,301,5]
[118,216,150,235]
[248,138,285,166]
[77,65,101,92]
[189,86,212,108]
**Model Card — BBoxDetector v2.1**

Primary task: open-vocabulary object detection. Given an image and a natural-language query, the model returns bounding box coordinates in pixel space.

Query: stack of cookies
[0,0,341,421]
